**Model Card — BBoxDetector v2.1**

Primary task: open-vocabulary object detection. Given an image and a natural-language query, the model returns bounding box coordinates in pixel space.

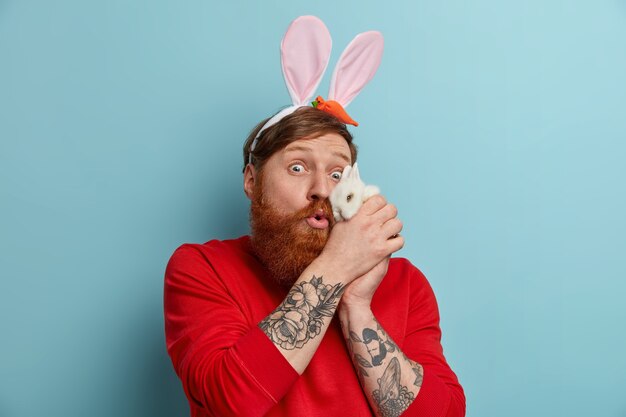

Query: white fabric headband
[248,15,384,164]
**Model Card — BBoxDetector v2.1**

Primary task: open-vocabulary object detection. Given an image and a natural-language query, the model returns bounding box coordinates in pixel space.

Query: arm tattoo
[373,357,414,417]
[346,318,425,417]
[347,319,401,373]
[411,361,424,387]
[259,275,344,350]
[373,319,424,389]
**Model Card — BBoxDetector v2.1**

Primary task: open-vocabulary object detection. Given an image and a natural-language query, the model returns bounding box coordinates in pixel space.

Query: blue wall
[1,1,625,416]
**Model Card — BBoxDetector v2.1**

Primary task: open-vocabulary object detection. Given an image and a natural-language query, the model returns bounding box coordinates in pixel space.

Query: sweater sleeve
[400,263,466,417]
[163,244,299,416]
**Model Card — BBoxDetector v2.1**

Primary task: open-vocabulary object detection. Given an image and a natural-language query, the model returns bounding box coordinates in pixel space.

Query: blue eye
[290,164,304,173]
[331,171,342,180]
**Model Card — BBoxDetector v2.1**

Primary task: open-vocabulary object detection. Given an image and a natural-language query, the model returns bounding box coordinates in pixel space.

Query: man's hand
[341,256,390,309]
[320,195,404,284]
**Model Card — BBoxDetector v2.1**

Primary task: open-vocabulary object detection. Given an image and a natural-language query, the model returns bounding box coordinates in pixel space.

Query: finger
[385,234,405,254]
[381,218,403,238]
[360,194,387,215]
[372,203,398,224]
[376,255,391,267]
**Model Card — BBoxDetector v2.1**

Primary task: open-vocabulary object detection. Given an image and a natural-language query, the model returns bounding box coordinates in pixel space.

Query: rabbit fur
[329,163,380,222]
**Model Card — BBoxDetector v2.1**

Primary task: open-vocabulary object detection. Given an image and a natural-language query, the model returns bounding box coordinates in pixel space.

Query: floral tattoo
[259,275,344,350]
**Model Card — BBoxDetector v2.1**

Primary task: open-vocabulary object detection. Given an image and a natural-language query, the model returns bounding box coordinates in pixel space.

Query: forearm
[259,254,349,374]
[165,245,301,416]
[338,304,424,417]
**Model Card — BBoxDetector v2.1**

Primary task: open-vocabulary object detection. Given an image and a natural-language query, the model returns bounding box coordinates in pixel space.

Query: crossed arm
[257,196,403,376]
[258,255,425,416]
[338,305,424,417]
[258,264,346,374]
[165,195,464,416]
[165,245,464,417]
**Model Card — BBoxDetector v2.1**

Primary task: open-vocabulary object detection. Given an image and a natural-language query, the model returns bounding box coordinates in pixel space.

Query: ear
[243,163,257,200]
[342,164,352,179]
[282,15,332,106]
[253,16,333,140]
[327,31,384,108]
[352,162,361,181]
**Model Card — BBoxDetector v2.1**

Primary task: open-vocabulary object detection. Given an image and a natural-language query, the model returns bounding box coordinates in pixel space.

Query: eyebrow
[284,145,351,165]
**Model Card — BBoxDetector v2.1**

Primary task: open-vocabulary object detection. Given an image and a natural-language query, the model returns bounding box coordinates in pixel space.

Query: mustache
[285,198,335,224]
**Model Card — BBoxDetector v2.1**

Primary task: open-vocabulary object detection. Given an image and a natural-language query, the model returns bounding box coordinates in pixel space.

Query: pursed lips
[305,209,330,229]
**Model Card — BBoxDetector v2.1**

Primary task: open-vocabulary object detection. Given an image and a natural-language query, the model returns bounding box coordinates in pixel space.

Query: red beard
[249,178,335,287]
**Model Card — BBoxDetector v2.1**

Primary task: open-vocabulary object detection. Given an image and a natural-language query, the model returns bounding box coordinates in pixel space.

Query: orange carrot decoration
[248,17,383,164]
[312,96,359,126]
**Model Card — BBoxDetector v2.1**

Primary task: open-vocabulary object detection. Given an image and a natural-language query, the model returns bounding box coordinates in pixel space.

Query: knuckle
[373,194,386,205]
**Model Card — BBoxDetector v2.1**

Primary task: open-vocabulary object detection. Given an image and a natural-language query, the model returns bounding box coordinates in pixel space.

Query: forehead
[282,133,352,164]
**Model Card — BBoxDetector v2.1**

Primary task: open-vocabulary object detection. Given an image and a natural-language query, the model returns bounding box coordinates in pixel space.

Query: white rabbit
[330,163,380,221]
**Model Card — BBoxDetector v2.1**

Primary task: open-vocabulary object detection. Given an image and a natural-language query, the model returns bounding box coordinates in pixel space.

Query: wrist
[340,283,375,310]
[339,297,372,317]
[312,252,351,285]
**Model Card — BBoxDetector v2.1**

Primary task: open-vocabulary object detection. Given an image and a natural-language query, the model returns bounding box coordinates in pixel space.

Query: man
[164,107,465,417]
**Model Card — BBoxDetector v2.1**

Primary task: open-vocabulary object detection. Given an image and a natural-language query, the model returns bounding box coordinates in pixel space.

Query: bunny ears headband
[248,15,384,164]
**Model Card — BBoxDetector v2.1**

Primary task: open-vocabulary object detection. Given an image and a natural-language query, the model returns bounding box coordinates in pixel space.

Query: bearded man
[164,107,466,417]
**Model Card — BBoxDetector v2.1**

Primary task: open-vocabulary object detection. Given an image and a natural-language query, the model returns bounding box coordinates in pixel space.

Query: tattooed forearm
[259,275,344,350]
[373,318,424,390]
[347,320,398,372]
[340,311,425,417]
[375,319,399,355]
[411,361,424,387]
[373,357,415,417]
[348,325,395,381]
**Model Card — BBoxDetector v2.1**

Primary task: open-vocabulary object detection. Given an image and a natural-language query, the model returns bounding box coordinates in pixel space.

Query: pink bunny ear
[327,31,384,108]
[281,16,332,106]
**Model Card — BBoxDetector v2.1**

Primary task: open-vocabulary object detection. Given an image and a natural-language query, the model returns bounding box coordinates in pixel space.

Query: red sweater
[164,235,465,417]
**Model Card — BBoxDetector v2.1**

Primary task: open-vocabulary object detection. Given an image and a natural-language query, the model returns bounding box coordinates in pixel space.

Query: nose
[307,172,331,201]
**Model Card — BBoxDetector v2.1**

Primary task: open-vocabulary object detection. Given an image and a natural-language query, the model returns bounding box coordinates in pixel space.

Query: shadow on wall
[137,309,190,416]
[144,177,248,416]
[133,162,249,417]
[147,345,190,416]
